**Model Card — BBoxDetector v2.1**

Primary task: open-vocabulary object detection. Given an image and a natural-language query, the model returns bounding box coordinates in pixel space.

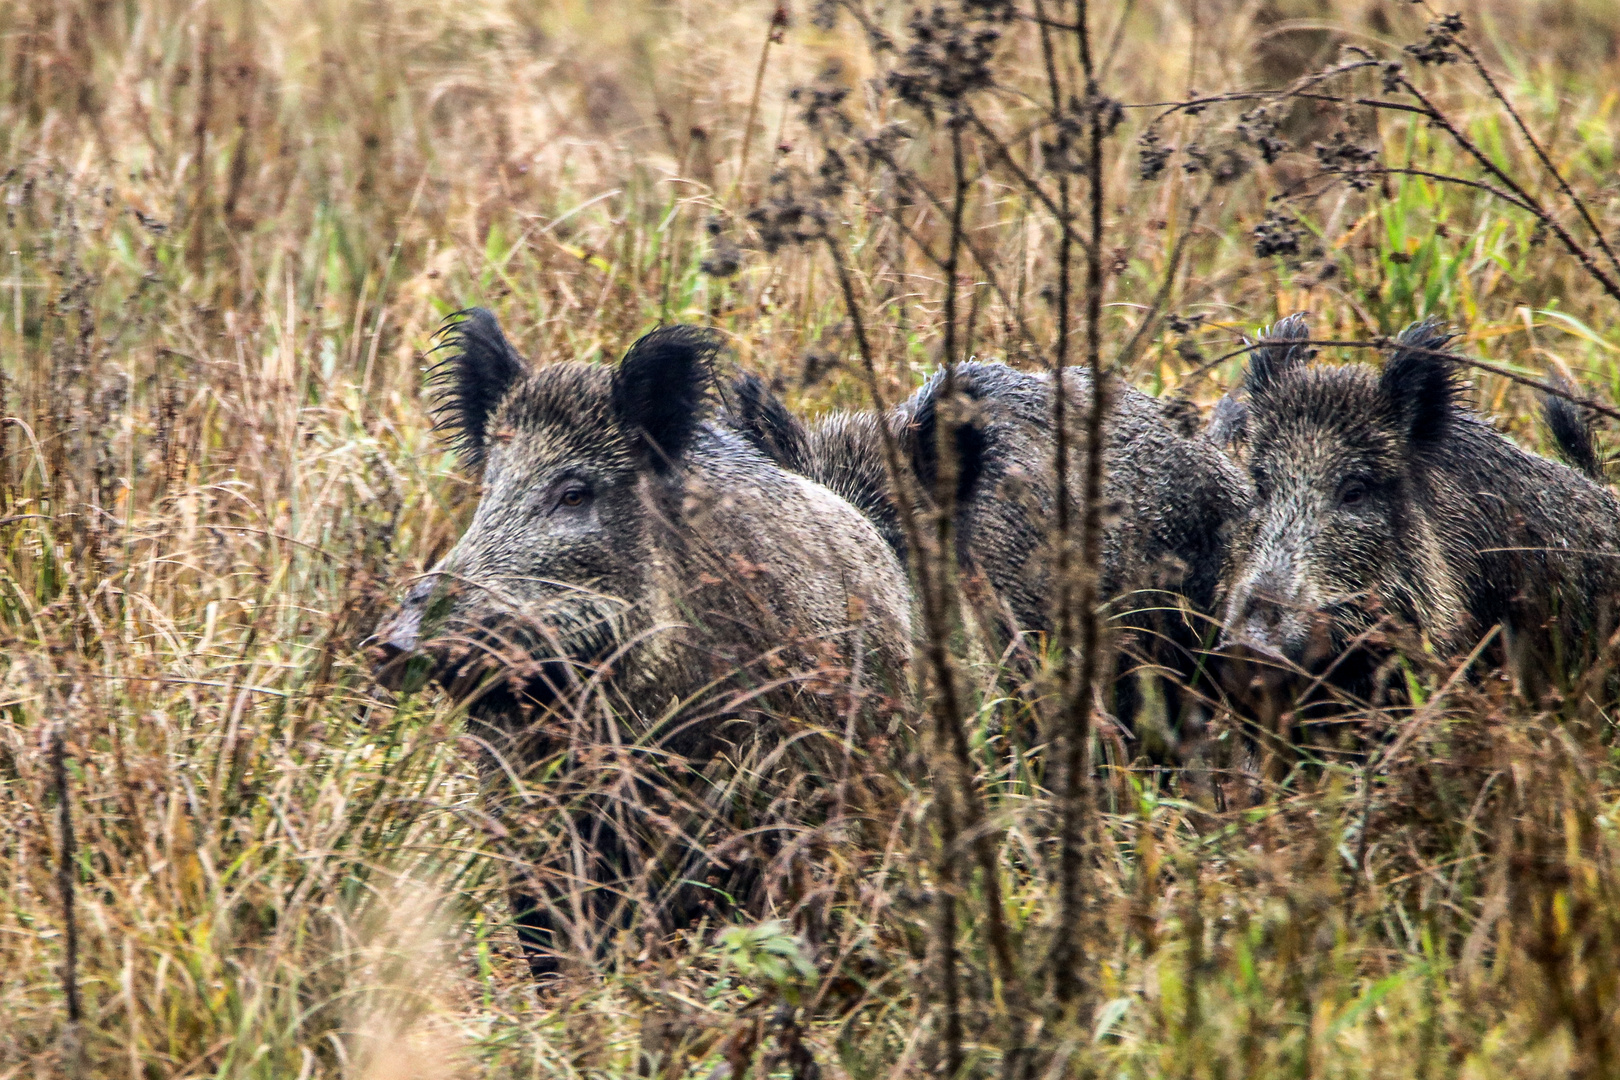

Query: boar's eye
[556,483,592,510]
[1338,481,1369,508]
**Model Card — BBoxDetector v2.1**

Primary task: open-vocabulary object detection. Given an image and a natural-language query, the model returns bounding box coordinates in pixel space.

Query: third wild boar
[1222,314,1620,698]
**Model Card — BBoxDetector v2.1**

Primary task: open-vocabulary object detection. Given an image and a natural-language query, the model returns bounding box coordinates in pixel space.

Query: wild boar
[728,361,1252,749]
[371,310,911,980]
[1222,315,1620,701]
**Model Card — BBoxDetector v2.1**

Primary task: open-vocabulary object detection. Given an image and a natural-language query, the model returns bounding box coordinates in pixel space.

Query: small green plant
[714,920,820,1004]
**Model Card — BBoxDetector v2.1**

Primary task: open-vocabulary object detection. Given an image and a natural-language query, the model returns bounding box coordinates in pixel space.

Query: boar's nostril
[1222,575,1297,659]
[1239,612,1286,656]
[1247,596,1285,636]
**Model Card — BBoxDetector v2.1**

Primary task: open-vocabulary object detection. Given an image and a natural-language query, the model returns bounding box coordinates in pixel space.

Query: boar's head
[372,310,717,719]
[1222,315,1469,678]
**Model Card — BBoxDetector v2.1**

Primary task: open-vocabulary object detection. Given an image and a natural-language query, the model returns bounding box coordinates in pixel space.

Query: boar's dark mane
[725,369,992,562]
[1205,391,1249,450]
[430,308,529,468]
[729,373,816,476]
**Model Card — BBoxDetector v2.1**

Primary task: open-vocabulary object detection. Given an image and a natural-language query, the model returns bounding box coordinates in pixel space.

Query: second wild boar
[729,361,1252,749]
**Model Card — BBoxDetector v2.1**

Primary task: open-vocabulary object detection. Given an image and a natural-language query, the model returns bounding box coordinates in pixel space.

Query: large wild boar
[729,362,1252,748]
[370,310,911,980]
[1221,314,1620,701]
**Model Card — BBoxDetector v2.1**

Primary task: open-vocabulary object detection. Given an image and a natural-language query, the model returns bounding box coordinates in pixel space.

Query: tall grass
[3,0,1620,1076]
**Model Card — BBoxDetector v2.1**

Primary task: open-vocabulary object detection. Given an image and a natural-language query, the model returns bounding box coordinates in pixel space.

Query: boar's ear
[909,377,989,508]
[1540,375,1603,479]
[1242,312,1313,394]
[728,373,814,475]
[430,308,528,468]
[612,325,718,470]
[1380,317,1462,447]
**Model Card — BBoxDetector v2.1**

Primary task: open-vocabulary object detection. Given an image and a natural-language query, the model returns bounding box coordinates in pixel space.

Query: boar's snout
[366,576,437,691]
[1222,568,1329,667]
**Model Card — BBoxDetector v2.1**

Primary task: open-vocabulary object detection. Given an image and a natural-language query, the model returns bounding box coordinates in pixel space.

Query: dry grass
[4,0,1620,1076]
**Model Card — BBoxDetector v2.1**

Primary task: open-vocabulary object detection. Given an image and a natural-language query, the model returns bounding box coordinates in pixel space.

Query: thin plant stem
[1052,0,1106,1018]
[733,8,785,201]
[821,228,967,1074]
[939,112,1025,1035]
[53,726,82,1033]
[1392,74,1620,306]
[1455,40,1620,281]
[1113,183,1214,373]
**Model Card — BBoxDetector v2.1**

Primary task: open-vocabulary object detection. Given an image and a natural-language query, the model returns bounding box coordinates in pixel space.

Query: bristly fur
[1379,317,1461,446]
[729,373,814,475]
[908,377,989,508]
[1206,391,1248,449]
[1209,313,1314,448]
[719,390,904,556]
[1244,312,1314,393]
[611,324,720,471]
[1224,309,1620,705]
[1541,378,1603,480]
[429,308,529,468]
[373,317,912,984]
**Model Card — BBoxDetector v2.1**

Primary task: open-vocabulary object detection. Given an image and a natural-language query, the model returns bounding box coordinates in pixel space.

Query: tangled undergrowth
[3,0,1620,1076]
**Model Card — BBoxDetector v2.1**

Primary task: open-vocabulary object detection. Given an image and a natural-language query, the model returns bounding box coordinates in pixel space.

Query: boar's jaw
[427,632,588,716]
[370,577,627,713]
[428,596,627,708]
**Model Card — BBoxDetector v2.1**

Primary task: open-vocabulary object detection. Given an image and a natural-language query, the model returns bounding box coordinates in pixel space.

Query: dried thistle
[1236,106,1290,165]
[700,217,743,279]
[1138,129,1174,181]
[1405,13,1467,67]
[1253,209,1303,258]
[744,172,824,254]
[886,2,1011,118]
[1314,130,1379,191]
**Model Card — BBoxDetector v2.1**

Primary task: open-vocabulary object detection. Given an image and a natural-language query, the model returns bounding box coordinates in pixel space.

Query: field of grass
[4,0,1620,1075]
